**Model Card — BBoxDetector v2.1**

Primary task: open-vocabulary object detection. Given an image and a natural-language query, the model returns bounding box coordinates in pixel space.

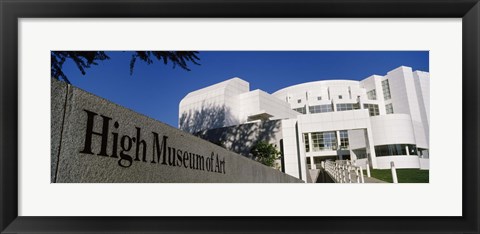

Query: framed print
[1,0,479,233]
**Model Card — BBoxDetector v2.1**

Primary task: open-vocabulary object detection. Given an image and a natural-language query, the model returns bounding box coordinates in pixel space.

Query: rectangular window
[311,131,337,151]
[304,133,310,152]
[293,107,306,114]
[309,104,333,114]
[317,96,322,100]
[339,130,349,149]
[338,95,343,99]
[367,89,377,100]
[297,99,302,103]
[363,103,380,116]
[386,103,394,114]
[374,144,418,156]
[336,103,360,112]
[382,79,392,100]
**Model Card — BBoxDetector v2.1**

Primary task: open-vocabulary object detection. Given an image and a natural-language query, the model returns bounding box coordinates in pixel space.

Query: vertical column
[358,95,364,112]
[365,128,377,168]
[336,131,341,152]
[307,133,315,169]
[391,161,398,183]
[295,122,307,181]
[308,133,313,153]
[359,166,365,183]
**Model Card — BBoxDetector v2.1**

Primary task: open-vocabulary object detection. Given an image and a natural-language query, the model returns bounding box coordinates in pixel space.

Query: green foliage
[128,51,200,75]
[51,51,110,83]
[250,141,281,167]
[51,51,200,83]
[364,169,429,183]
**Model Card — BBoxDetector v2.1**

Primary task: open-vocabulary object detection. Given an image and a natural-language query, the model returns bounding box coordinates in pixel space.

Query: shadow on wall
[179,103,236,134]
[195,120,282,159]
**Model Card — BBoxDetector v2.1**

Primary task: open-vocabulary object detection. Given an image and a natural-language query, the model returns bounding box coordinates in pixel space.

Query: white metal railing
[322,160,365,183]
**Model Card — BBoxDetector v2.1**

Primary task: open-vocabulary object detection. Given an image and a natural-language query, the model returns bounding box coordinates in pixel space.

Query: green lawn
[364,169,429,183]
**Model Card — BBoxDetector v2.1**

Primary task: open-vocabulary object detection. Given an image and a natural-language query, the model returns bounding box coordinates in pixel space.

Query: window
[297,99,302,103]
[367,89,377,100]
[336,103,360,111]
[311,131,337,151]
[363,104,379,116]
[338,95,343,99]
[304,133,310,152]
[339,130,349,149]
[293,107,306,114]
[317,96,322,101]
[382,79,392,100]
[386,103,394,114]
[374,144,418,156]
[309,104,333,114]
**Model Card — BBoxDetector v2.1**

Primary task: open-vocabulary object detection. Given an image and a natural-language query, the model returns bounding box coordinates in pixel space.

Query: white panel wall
[360,75,387,115]
[386,67,411,116]
[348,129,367,149]
[298,109,371,133]
[413,71,430,148]
[237,90,299,123]
[329,86,351,100]
[272,80,360,103]
[179,78,250,131]
[257,91,299,119]
[419,158,430,170]
[237,90,261,123]
[370,114,416,145]
[376,156,421,169]
[386,67,429,149]
[281,119,303,180]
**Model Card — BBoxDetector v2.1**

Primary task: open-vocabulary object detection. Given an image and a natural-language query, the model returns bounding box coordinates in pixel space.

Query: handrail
[322,160,364,183]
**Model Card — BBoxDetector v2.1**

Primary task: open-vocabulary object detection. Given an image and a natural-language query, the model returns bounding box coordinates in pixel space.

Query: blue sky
[59,51,428,127]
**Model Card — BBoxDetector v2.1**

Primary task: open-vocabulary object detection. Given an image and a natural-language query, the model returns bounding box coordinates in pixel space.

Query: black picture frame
[1,0,478,233]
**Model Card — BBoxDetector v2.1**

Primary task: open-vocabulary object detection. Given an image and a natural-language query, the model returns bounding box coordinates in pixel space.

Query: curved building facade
[179,66,429,181]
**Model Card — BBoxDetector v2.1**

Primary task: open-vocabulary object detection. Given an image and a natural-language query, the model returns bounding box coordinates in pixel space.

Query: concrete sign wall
[51,79,303,183]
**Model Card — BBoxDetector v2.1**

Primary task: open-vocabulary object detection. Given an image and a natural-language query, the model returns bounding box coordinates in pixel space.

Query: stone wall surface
[51,79,303,183]
[51,78,68,182]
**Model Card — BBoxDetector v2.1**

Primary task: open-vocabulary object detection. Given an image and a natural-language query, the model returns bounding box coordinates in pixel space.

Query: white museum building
[178,66,430,181]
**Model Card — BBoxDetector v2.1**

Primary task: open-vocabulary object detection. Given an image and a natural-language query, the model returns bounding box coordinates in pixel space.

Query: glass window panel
[304,133,310,152]
[336,103,360,112]
[364,103,380,116]
[367,89,377,100]
[309,104,333,114]
[374,144,418,157]
[310,131,337,151]
[339,130,349,149]
[382,79,392,100]
[386,103,394,114]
